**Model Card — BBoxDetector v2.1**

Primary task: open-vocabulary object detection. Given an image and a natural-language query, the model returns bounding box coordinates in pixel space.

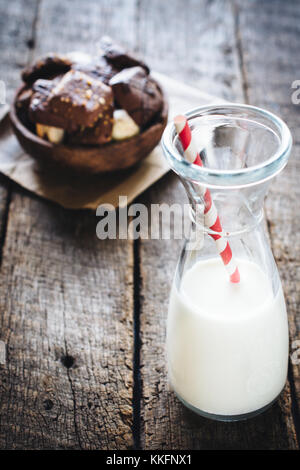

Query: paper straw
[174,115,240,283]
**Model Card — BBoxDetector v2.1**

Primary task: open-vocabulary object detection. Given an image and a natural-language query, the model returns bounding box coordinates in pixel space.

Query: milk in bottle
[167,258,289,418]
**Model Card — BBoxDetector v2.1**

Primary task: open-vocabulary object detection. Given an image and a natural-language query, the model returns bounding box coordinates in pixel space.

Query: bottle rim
[161,103,292,188]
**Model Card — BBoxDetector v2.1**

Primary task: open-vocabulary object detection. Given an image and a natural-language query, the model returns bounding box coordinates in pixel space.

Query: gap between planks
[133,237,142,449]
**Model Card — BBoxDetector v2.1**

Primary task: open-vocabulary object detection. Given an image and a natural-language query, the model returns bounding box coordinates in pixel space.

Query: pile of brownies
[17,37,164,146]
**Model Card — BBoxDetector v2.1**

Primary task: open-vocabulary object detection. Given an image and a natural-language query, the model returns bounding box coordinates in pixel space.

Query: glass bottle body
[162,104,292,421]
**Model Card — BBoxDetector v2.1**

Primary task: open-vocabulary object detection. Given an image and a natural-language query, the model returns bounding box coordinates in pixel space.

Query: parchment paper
[0,73,220,209]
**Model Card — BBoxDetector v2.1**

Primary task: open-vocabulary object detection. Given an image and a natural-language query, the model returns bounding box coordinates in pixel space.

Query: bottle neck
[182,178,270,238]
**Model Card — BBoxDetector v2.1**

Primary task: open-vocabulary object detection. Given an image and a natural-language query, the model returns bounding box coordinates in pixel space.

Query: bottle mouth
[161,103,292,188]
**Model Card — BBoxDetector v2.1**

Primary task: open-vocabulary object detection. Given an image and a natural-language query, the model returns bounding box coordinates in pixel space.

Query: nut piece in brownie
[99,36,149,74]
[29,70,113,132]
[112,109,140,141]
[36,123,65,144]
[22,53,72,85]
[109,66,163,128]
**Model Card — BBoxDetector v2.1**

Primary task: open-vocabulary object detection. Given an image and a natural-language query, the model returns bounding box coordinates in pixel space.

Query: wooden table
[0,0,299,450]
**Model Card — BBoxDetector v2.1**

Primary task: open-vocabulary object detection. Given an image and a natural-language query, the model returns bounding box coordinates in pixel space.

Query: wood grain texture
[138,0,299,449]
[0,0,137,450]
[0,0,299,450]
[0,194,134,449]
[0,0,37,259]
[0,0,39,104]
[236,0,300,444]
[137,0,244,101]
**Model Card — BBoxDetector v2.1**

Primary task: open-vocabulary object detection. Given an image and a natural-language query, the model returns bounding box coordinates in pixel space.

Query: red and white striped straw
[174,115,240,283]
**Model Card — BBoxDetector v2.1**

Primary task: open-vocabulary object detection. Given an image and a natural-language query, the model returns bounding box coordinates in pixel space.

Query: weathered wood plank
[0,0,39,104]
[0,6,37,441]
[0,0,138,449]
[139,0,298,449]
[0,0,299,450]
[0,0,38,254]
[236,0,300,445]
[0,194,134,449]
[35,0,137,57]
[137,0,244,101]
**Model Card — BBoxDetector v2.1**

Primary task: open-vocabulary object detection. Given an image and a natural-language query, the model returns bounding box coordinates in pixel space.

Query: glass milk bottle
[161,104,292,421]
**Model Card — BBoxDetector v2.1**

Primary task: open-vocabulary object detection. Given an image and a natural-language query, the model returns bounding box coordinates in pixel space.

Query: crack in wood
[288,362,300,447]
[132,237,142,449]
[27,0,42,63]
[0,180,11,270]
[62,296,83,450]
[232,0,250,104]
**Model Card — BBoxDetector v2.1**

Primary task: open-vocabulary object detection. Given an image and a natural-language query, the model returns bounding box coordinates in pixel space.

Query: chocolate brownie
[29,77,66,128]
[99,37,149,74]
[29,70,113,132]
[22,53,72,84]
[68,107,113,145]
[109,66,163,128]
[73,56,119,85]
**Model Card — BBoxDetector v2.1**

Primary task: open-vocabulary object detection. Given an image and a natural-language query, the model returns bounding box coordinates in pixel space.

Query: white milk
[167,258,289,417]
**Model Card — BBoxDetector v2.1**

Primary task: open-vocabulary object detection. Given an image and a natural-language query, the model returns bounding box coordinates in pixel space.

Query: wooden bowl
[10,85,168,174]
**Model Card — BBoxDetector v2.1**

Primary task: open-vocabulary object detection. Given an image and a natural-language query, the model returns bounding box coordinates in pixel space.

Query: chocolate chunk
[73,56,119,85]
[99,36,149,74]
[109,66,163,128]
[33,76,61,94]
[29,70,113,132]
[29,77,67,129]
[22,53,72,84]
[68,107,113,146]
